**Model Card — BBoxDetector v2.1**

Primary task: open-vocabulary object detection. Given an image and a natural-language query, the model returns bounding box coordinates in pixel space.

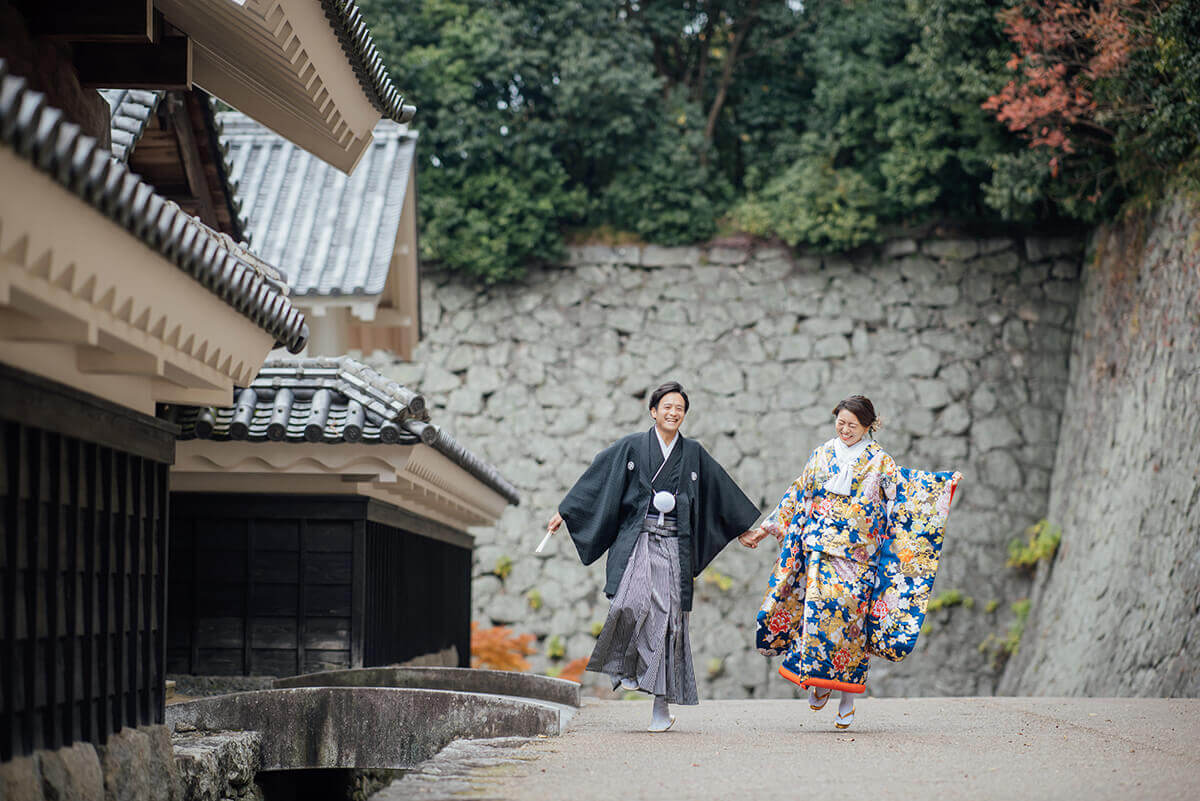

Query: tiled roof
[175,357,520,505]
[219,112,417,297]
[319,0,417,124]
[100,89,161,162]
[107,88,250,244]
[0,60,308,353]
[200,92,250,245]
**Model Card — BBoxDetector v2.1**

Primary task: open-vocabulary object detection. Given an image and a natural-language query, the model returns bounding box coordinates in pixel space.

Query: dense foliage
[359,0,1198,280]
[984,0,1200,222]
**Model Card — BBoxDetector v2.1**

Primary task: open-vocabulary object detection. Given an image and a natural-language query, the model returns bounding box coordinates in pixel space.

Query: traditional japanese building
[102,87,246,241]
[0,0,418,769]
[0,58,306,766]
[167,357,519,677]
[220,112,422,359]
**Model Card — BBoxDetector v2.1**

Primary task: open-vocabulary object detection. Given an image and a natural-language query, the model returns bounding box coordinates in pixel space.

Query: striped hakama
[588,515,699,705]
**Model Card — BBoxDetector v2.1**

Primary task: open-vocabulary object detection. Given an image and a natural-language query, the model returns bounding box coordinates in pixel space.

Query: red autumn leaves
[984,0,1153,173]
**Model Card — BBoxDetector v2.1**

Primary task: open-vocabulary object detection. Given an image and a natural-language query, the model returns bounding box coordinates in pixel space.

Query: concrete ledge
[272,666,581,708]
[165,687,568,771]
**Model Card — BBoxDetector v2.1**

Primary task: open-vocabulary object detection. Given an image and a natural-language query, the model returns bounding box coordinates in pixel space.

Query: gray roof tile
[99,89,161,162]
[175,356,519,505]
[219,112,417,298]
[104,89,251,244]
[0,60,308,353]
[319,0,417,124]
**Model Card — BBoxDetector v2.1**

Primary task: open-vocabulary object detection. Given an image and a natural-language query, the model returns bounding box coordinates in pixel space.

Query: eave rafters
[174,440,509,530]
[154,0,411,173]
[0,149,273,412]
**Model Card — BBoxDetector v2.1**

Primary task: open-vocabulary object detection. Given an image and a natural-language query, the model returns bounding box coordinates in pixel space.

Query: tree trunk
[703,0,759,146]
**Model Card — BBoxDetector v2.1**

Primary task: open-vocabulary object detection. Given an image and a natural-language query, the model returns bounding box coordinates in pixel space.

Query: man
[546,381,760,731]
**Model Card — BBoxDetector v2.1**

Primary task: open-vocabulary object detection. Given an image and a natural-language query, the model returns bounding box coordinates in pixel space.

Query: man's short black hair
[649,381,690,412]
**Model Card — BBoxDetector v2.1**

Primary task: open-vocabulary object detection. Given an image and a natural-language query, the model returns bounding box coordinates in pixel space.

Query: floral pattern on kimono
[778,553,877,689]
[755,528,807,657]
[866,467,962,661]
[755,447,963,693]
[761,439,898,564]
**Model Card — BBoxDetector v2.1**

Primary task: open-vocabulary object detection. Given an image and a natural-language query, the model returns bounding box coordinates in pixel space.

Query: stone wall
[379,233,1084,699]
[173,731,263,801]
[0,726,181,801]
[1000,192,1200,696]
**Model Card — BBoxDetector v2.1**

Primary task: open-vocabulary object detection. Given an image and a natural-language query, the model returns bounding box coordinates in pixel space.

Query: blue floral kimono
[755,438,961,693]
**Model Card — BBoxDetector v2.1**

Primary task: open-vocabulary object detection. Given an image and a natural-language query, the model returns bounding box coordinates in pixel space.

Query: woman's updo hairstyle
[832,395,882,437]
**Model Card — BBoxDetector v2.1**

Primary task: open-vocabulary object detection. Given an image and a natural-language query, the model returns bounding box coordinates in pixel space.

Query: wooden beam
[0,308,96,345]
[21,0,157,43]
[165,93,219,229]
[74,37,192,90]
[0,362,177,463]
[76,345,163,377]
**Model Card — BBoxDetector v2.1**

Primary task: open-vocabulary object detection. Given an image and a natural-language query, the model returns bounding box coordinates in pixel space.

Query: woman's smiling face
[835,409,866,446]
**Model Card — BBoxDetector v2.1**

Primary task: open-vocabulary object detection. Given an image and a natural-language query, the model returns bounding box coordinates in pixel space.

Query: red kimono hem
[778,666,865,694]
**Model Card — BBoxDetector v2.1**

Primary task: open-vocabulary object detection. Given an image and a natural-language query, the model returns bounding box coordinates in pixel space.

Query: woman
[742,394,961,730]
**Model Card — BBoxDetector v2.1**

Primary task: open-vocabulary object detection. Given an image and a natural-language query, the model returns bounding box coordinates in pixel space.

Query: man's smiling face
[651,392,687,439]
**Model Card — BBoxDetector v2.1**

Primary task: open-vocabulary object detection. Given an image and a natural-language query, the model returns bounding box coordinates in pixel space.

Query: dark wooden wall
[168,495,472,677]
[362,519,471,668]
[0,366,175,760]
[168,497,356,676]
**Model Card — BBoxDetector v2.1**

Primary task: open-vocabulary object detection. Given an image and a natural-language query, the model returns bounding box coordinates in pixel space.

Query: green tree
[732,0,1023,250]
[359,0,809,280]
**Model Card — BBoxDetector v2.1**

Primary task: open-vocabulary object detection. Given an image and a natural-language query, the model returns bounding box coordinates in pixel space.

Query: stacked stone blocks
[375,233,1084,700]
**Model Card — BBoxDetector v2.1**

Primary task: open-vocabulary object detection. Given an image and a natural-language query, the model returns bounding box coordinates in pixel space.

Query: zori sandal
[809,687,832,710]
[835,704,855,730]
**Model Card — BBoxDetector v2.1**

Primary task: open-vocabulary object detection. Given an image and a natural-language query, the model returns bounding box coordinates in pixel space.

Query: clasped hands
[738,521,783,549]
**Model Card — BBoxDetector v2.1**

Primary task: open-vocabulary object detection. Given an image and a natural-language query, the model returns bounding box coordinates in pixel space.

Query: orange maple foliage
[556,657,589,684]
[470,622,537,671]
[983,0,1155,156]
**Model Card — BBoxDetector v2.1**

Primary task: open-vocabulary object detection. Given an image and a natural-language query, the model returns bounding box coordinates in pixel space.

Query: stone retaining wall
[0,725,181,801]
[1000,192,1200,696]
[173,731,263,801]
[376,233,1084,698]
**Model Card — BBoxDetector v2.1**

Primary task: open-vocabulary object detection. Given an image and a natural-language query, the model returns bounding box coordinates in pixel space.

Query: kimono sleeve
[558,439,633,566]
[866,468,963,661]
[692,447,761,575]
[762,448,820,535]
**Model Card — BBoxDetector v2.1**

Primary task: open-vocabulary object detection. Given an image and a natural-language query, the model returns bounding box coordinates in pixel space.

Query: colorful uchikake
[756,458,961,693]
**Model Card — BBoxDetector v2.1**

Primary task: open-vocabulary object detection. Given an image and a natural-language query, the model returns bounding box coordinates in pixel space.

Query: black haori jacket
[559,428,760,611]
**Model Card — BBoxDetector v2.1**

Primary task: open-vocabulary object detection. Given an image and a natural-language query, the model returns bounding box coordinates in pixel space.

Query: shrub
[556,657,588,684]
[1007,519,1062,570]
[470,622,537,671]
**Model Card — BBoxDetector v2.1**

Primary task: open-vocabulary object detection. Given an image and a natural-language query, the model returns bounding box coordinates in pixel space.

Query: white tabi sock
[620,676,638,690]
[838,690,855,716]
[648,694,673,731]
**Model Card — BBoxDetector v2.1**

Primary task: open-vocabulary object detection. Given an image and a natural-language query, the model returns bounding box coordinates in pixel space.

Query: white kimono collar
[825,437,872,496]
[655,427,679,463]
